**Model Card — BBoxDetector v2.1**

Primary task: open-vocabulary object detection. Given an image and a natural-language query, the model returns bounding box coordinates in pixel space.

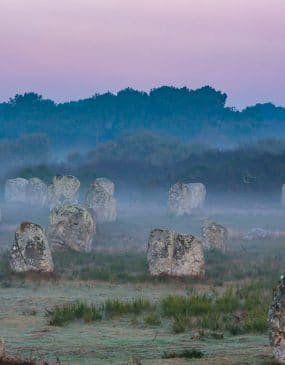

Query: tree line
[0,86,285,148]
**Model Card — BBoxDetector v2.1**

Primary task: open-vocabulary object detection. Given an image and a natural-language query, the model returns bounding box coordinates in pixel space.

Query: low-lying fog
[1,188,284,251]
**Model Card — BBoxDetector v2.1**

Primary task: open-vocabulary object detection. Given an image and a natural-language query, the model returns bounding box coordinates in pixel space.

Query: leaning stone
[10,222,54,273]
[85,178,117,223]
[269,275,285,363]
[26,178,48,206]
[202,221,228,253]
[49,205,95,252]
[147,229,205,277]
[5,178,28,203]
[168,182,206,216]
[48,175,80,209]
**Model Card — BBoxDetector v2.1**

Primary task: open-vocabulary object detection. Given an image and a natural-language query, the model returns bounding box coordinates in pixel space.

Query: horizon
[1,85,284,111]
[1,0,284,109]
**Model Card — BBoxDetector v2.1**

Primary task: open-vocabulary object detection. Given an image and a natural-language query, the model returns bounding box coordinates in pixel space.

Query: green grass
[53,251,149,283]
[46,297,153,326]
[46,282,269,335]
[102,297,153,318]
[46,301,102,326]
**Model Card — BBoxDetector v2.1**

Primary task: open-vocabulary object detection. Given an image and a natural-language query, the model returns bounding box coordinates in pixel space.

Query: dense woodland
[1,86,285,192]
[1,86,285,147]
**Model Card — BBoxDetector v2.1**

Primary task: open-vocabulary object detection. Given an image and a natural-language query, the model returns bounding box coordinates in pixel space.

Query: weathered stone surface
[48,175,80,209]
[26,178,48,206]
[85,178,117,223]
[49,205,95,252]
[189,183,206,209]
[202,221,228,253]
[5,178,28,203]
[168,182,206,215]
[10,222,54,273]
[95,177,115,196]
[147,229,205,277]
[269,275,285,363]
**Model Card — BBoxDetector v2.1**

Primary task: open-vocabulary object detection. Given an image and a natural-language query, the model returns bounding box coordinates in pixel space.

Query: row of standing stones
[4,175,117,222]
[2,177,285,362]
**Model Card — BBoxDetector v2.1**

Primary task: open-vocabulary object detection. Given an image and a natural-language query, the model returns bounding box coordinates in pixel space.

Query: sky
[0,0,284,109]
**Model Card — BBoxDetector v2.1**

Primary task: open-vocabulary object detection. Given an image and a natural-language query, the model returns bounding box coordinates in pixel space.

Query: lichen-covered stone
[95,177,115,196]
[5,178,28,203]
[10,222,54,273]
[269,275,285,363]
[49,205,95,252]
[147,229,205,277]
[85,178,117,223]
[202,221,228,253]
[48,175,80,209]
[168,182,206,215]
[26,178,48,206]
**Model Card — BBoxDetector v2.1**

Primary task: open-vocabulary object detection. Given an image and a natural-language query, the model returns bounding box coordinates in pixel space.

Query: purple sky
[0,0,284,109]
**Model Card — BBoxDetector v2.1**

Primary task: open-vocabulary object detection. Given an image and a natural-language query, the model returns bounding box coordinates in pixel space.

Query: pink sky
[0,0,284,108]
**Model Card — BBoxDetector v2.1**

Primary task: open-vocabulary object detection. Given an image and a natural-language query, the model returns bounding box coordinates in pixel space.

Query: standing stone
[95,177,115,196]
[269,275,285,363]
[202,221,228,253]
[48,175,80,209]
[49,205,95,252]
[147,229,205,277]
[10,222,54,273]
[85,178,117,223]
[189,183,206,209]
[26,178,48,206]
[168,182,206,216]
[5,178,28,203]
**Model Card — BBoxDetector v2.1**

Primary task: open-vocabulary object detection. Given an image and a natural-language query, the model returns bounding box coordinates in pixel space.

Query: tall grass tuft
[46,302,101,326]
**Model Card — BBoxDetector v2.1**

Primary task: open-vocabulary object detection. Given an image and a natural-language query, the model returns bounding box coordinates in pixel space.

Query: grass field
[0,197,284,364]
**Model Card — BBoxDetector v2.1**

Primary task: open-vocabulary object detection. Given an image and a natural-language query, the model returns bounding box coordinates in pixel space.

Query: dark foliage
[1,87,285,149]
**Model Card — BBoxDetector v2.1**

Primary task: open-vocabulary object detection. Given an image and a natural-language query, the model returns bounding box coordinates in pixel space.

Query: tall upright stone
[168,182,206,216]
[5,178,28,203]
[10,222,54,273]
[201,221,228,253]
[26,177,48,206]
[147,229,205,277]
[85,178,117,223]
[48,175,80,209]
[269,275,285,363]
[49,205,96,252]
